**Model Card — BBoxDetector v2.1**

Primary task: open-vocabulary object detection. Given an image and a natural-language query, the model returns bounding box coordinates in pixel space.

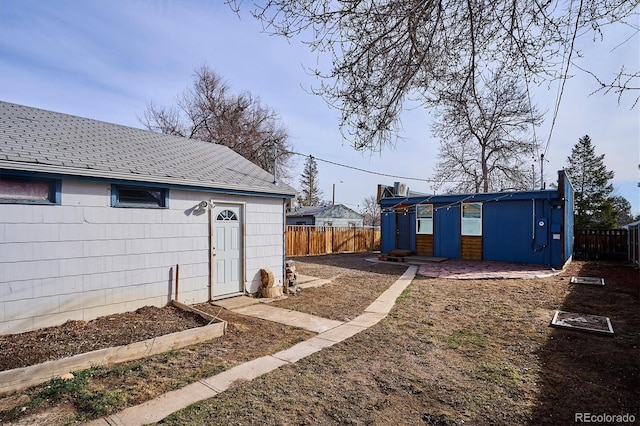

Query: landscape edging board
[0,319,226,396]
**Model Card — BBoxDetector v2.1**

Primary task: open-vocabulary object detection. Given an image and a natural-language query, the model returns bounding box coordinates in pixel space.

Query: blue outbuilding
[378,171,574,269]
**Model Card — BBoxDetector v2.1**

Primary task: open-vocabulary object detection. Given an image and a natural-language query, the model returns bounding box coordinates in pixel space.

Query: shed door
[396,211,412,250]
[434,206,461,258]
[213,205,242,297]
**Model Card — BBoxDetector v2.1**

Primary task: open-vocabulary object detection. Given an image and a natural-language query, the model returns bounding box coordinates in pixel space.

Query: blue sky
[1,1,639,215]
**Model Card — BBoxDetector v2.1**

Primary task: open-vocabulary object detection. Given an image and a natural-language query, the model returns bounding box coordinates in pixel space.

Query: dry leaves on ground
[0,253,404,425]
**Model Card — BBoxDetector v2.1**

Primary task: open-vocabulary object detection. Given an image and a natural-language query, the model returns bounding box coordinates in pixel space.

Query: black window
[112,185,168,208]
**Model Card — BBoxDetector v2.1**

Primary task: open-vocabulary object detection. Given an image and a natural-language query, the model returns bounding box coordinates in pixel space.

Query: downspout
[208,205,214,302]
[282,198,287,288]
[545,192,553,267]
[532,199,536,242]
[561,195,566,265]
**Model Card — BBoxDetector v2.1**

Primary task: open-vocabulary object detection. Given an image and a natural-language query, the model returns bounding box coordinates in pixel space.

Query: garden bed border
[0,301,226,396]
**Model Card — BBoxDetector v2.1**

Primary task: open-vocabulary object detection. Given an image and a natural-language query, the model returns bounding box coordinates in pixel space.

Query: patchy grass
[1,255,638,425]
[397,287,412,302]
[0,311,316,425]
[446,329,489,349]
[477,363,521,385]
[20,367,125,419]
[157,259,639,426]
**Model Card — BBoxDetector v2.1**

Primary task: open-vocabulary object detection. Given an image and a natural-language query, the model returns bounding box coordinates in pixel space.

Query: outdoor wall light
[195,200,212,212]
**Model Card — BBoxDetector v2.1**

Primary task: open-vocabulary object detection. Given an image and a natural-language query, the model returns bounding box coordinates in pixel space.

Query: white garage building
[0,101,296,335]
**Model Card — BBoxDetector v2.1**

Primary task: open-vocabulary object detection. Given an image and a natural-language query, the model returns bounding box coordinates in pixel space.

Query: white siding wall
[315,218,364,227]
[0,179,286,334]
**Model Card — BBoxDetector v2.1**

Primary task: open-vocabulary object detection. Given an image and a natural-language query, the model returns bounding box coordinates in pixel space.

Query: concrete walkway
[85,266,418,426]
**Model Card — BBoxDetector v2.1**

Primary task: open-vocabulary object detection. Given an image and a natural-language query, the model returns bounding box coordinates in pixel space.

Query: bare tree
[141,65,295,181]
[228,0,638,152]
[432,69,543,193]
[574,64,640,108]
[360,195,381,227]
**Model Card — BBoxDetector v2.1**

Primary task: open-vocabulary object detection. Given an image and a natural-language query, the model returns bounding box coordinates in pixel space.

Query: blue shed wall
[483,200,546,264]
[563,174,574,263]
[550,203,562,266]
[379,172,572,268]
[381,211,396,253]
[381,210,416,252]
[434,204,461,258]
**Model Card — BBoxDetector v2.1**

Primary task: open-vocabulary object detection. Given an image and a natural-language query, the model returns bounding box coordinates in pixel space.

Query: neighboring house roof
[287,204,363,219]
[0,101,296,197]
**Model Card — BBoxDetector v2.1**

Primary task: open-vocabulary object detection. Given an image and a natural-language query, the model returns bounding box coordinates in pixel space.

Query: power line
[286,150,462,183]
[523,66,540,161]
[544,0,584,158]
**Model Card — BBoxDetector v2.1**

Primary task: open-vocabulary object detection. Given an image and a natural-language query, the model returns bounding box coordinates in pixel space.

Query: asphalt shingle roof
[287,205,331,217]
[287,204,363,219]
[0,101,296,197]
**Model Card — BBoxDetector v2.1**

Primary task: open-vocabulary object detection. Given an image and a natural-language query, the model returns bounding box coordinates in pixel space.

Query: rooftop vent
[393,182,408,197]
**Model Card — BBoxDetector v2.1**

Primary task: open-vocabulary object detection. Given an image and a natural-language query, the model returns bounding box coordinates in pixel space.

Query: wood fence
[286,225,381,256]
[573,228,628,260]
[286,226,636,260]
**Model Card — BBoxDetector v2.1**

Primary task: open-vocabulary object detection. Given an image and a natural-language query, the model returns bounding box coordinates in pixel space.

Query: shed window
[112,185,168,208]
[416,204,433,235]
[0,175,60,204]
[461,202,482,236]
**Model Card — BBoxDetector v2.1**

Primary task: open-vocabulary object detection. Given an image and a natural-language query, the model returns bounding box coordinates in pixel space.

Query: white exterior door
[213,204,242,297]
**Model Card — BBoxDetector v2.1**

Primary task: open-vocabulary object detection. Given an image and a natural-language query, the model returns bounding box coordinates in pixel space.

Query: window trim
[111,184,169,208]
[461,202,483,236]
[0,175,61,205]
[416,204,434,235]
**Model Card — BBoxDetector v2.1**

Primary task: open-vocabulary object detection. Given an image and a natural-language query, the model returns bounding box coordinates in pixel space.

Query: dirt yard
[0,253,638,425]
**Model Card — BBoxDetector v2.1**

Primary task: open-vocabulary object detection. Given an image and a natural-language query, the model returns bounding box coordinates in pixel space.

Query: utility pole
[539,153,545,190]
[332,181,343,205]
